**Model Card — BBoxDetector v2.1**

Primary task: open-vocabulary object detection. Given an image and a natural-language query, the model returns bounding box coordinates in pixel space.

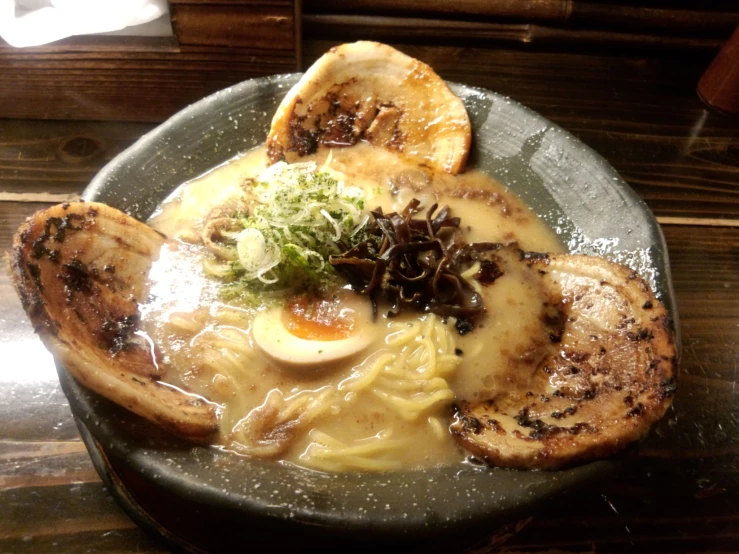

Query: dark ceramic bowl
[60,75,677,552]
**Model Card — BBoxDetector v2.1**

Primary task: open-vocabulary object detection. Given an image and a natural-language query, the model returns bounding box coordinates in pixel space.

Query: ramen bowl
[59,74,677,552]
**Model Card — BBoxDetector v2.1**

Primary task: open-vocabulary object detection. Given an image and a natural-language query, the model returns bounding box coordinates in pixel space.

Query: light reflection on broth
[143,143,564,471]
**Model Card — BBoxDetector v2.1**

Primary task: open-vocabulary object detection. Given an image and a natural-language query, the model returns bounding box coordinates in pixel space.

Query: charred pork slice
[451,253,677,470]
[10,202,218,440]
[266,41,471,175]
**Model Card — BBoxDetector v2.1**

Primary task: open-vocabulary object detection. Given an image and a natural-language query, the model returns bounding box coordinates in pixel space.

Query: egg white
[252,296,376,370]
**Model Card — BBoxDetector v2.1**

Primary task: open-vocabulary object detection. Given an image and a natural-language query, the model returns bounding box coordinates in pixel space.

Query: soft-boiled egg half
[252,292,376,370]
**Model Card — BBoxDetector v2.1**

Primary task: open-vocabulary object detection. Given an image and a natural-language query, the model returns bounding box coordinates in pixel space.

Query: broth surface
[143,143,563,470]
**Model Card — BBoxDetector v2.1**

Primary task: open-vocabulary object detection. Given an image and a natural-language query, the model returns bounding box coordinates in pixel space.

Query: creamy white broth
[143,143,564,470]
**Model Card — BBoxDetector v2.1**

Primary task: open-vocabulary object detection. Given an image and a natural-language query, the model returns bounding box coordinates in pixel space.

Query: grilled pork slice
[267,41,472,175]
[451,253,677,470]
[11,202,218,440]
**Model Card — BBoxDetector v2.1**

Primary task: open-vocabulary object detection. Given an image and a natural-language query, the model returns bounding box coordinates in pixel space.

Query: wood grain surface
[0,45,299,122]
[305,0,739,35]
[1,40,738,553]
[303,14,727,52]
[0,1,300,122]
[302,1,739,52]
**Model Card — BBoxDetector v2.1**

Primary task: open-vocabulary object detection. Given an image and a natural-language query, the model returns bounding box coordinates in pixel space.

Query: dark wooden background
[304,0,739,52]
[1,1,739,553]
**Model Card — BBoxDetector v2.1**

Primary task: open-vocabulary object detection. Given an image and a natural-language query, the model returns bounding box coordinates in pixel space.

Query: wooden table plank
[0,121,155,195]
[0,441,100,491]
[2,111,736,220]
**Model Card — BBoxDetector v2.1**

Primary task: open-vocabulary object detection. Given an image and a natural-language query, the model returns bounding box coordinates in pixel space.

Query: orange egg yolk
[283,295,355,341]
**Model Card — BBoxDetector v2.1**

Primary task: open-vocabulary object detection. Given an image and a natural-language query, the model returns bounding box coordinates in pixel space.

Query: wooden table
[2,41,738,553]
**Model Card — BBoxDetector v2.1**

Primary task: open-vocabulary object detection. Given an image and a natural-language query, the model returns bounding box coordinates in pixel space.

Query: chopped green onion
[209,161,370,295]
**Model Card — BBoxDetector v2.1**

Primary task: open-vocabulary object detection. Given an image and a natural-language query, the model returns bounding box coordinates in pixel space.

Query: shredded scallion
[208,161,370,295]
